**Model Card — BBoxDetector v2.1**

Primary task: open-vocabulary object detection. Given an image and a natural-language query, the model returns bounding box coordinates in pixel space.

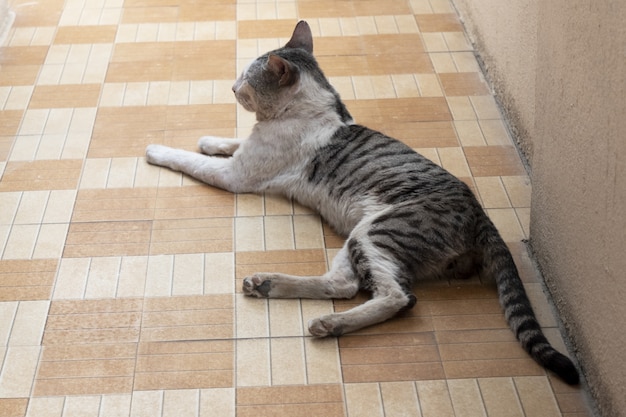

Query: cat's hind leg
[307,237,416,337]
[242,245,359,299]
[198,136,243,156]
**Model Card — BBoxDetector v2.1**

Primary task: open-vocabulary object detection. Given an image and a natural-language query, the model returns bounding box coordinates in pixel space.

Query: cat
[146,21,579,385]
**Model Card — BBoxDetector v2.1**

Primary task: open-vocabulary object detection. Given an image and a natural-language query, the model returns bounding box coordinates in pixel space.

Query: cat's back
[308,124,469,204]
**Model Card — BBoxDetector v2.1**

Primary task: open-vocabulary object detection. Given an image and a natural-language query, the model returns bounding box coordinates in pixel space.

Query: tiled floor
[0,0,594,416]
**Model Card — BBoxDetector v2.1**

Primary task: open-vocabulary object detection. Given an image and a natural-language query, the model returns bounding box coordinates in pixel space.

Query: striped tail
[477,216,579,385]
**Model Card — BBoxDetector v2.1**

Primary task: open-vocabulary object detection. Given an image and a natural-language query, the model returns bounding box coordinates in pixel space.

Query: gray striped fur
[145,21,578,385]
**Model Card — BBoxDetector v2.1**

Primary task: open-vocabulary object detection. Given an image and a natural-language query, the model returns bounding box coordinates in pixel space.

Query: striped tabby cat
[146,21,579,385]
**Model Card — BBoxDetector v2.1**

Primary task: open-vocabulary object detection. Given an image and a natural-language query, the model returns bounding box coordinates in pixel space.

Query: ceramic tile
[344,383,383,417]
[416,380,455,417]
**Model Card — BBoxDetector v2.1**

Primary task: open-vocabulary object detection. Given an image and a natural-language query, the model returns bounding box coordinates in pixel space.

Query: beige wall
[452,0,626,416]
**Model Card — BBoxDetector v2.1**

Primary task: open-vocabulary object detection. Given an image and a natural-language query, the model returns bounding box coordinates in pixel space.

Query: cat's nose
[232,84,236,93]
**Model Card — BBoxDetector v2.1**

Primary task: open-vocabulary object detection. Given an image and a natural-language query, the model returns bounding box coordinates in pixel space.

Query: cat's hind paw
[198,136,239,156]
[242,274,273,297]
[308,316,344,337]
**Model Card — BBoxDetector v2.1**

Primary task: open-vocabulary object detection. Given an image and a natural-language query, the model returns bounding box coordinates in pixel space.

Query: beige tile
[100,394,132,417]
[53,257,89,299]
[478,377,525,417]
[204,252,235,294]
[474,176,511,208]
[32,223,67,259]
[304,337,342,384]
[480,119,513,146]
[9,300,49,346]
[263,216,295,250]
[447,379,488,417]
[84,256,121,299]
[236,338,270,387]
[235,217,264,251]
[515,376,562,417]
[380,381,421,416]
[162,390,199,417]
[486,208,525,242]
[0,302,18,345]
[0,346,41,397]
[416,380,455,417]
[199,388,235,417]
[3,224,39,259]
[25,396,65,417]
[171,253,204,295]
[344,383,384,417]
[236,293,269,339]
[270,337,306,385]
[62,396,101,416]
[437,147,471,177]
[129,390,163,417]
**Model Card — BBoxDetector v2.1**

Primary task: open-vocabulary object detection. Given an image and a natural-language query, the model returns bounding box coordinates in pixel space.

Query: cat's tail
[476,215,580,385]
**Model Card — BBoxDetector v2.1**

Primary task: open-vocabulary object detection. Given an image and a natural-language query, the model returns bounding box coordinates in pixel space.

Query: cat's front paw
[145,144,171,166]
[242,274,273,297]
[308,316,344,337]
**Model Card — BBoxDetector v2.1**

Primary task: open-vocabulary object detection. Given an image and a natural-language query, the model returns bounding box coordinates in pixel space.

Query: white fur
[145,54,404,337]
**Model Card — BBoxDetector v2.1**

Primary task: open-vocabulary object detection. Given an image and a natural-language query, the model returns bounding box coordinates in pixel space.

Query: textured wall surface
[453,0,626,415]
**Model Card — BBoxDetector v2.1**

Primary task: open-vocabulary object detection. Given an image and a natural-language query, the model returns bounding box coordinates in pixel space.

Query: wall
[452,0,626,416]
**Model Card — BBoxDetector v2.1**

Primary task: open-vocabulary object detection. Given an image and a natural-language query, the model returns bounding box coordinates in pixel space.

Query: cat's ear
[267,54,299,87]
[285,20,313,54]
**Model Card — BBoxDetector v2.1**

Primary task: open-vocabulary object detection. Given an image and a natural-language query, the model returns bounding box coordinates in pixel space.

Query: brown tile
[298,0,410,18]
[439,73,490,96]
[136,340,233,390]
[435,328,517,345]
[41,343,137,361]
[235,249,327,290]
[238,20,298,39]
[432,313,508,331]
[45,311,143,331]
[122,6,179,23]
[0,398,28,417]
[143,293,233,311]
[317,34,426,56]
[134,370,232,390]
[155,186,235,220]
[428,298,503,316]
[179,3,235,21]
[0,160,82,192]
[0,110,24,137]
[29,84,101,109]
[63,221,152,257]
[0,259,57,301]
[33,376,134,396]
[0,46,49,66]
[323,222,344,248]
[555,392,591,414]
[72,188,158,223]
[338,332,442,382]
[416,14,464,32]
[464,146,527,177]
[0,65,41,86]
[89,104,236,157]
[12,0,63,27]
[439,341,527,361]
[54,26,118,44]
[237,385,345,416]
[49,298,143,315]
[37,358,135,378]
[150,217,233,255]
[443,358,545,379]
[346,98,452,131]
[386,121,459,148]
[343,362,445,383]
[107,41,235,82]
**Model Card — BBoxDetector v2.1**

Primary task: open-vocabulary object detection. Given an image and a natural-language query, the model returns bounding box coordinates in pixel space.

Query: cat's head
[232,21,350,122]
